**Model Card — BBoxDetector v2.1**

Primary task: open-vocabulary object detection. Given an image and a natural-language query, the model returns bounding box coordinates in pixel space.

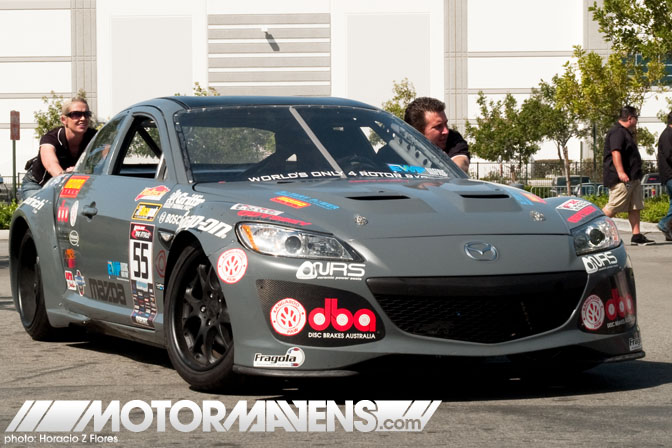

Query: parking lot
[0,229,671,447]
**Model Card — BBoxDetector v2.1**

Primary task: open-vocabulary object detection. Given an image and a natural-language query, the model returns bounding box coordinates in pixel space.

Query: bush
[0,201,18,229]
[584,194,670,223]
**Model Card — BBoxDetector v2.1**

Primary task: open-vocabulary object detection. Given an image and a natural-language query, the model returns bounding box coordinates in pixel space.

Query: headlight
[236,222,358,260]
[572,216,621,255]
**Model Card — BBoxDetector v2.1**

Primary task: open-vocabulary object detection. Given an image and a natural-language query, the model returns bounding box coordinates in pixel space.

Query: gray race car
[10,96,644,390]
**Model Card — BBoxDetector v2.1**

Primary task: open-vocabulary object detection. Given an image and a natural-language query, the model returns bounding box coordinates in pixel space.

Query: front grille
[367,272,587,344]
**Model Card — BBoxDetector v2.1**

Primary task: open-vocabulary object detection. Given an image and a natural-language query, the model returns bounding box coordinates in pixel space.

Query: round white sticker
[216,249,248,284]
[581,295,605,331]
[270,298,306,336]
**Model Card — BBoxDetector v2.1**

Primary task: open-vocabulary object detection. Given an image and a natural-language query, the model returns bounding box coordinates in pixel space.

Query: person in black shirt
[404,97,470,173]
[657,111,672,241]
[602,106,655,246]
[19,96,97,200]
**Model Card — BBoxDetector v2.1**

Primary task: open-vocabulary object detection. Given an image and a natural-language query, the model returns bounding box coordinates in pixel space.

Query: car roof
[144,96,379,110]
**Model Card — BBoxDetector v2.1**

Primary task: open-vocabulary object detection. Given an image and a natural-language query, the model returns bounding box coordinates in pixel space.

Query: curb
[0,229,7,240]
[611,217,661,234]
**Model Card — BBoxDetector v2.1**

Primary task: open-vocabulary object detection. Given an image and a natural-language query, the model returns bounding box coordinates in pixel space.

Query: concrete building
[0,0,668,184]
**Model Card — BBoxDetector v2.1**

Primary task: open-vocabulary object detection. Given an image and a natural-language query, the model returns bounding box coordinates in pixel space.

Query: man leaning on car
[657,111,672,241]
[601,106,655,246]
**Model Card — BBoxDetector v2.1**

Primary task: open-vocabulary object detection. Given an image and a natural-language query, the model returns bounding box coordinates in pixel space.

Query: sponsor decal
[271,196,310,209]
[64,249,76,269]
[65,271,77,290]
[107,261,129,279]
[56,200,69,223]
[74,270,86,296]
[308,298,376,333]
[231,203,284,215]
[68,230,79,247]
[520,191,546,204]
[177,215,232,239]
[605,288,636,329]
[216,249,248,284]
[260,281,384,346]
[131,280,157,328]
[69,200,79,226]
[5,399,441,433]
[157,211,187,225]
[581,251,618,274]
[163,189,205,210]
[248,172,312,182]
[237,210,312,226]
[629,335,642,351]
[132,202,162,221]
[155,250,166,278]
[23,196,47,213]
[135,185,170,201]
[275,191,339,210]
[89,278,127,305]
[270,298,307,336]
[581,294,605,331]
[296,261,365,281]
[253,347,305,368]
[567,205,599,223]
[511,192,532,205]
[60,175,90,198]
[556,198,592,211]
[387,164,447,176]
[155,282,164,291]
[129,224,154,284]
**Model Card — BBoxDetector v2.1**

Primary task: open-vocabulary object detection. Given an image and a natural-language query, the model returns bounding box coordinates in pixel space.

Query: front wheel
[165,243,236,391]
[16,230,55,340]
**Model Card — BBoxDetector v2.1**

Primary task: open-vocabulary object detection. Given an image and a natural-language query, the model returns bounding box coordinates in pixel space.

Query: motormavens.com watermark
[4,399,441,443]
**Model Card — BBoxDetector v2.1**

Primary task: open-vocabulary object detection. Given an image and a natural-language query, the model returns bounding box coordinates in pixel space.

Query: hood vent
[460,193,510,199]
[347,195,409,201]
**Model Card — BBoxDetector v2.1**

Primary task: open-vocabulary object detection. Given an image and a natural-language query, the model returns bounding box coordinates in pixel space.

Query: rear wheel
[165,243,236,391]
[16,230,55,340]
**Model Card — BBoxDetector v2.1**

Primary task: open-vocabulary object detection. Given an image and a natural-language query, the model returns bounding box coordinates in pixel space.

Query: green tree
[590,0,672,143]
[465,92,543,181]
[590,0,672,83]
[380,78,416,119]
[555,47,658,167]
[527,77,586,194]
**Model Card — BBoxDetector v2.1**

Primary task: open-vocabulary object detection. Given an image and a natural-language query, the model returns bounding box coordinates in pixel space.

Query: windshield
[174,105,464,183]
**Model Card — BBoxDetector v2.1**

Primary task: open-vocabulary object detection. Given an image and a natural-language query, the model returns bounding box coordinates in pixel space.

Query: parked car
[573,182,606,197]
[641,173,661,199]
[10,96,644,391]
[550,175,591,196]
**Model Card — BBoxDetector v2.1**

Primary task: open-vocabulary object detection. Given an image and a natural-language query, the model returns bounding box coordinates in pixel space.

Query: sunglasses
[66,111,92,119]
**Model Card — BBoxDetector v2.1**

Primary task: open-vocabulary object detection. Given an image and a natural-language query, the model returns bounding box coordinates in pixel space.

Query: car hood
[194,178,597,238]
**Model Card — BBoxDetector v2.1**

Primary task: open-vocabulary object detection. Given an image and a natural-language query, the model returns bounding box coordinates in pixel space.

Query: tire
[165,243,236,391]
[16,230,55,340]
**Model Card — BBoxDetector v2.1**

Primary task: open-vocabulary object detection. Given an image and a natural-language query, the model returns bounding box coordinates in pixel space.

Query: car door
[63,108,174,329]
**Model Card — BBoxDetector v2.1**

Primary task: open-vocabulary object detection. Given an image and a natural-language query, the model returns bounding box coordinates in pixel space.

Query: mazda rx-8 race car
[10,96,644,390]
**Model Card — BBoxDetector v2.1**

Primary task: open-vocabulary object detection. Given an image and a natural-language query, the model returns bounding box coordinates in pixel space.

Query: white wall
[96,0,208,119]
[330,0,444,108]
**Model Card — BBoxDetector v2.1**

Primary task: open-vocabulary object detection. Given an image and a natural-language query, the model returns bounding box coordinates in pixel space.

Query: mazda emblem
[464,241,498,261]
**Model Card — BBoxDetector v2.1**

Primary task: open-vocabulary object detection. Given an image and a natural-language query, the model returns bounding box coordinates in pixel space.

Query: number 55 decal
[129,223,154,283]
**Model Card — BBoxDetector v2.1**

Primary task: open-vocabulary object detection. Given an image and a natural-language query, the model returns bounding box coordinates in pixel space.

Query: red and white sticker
[581,295,605,331]
[557,199,591,211]
[216,249,248,284]
[270,298,307,336]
